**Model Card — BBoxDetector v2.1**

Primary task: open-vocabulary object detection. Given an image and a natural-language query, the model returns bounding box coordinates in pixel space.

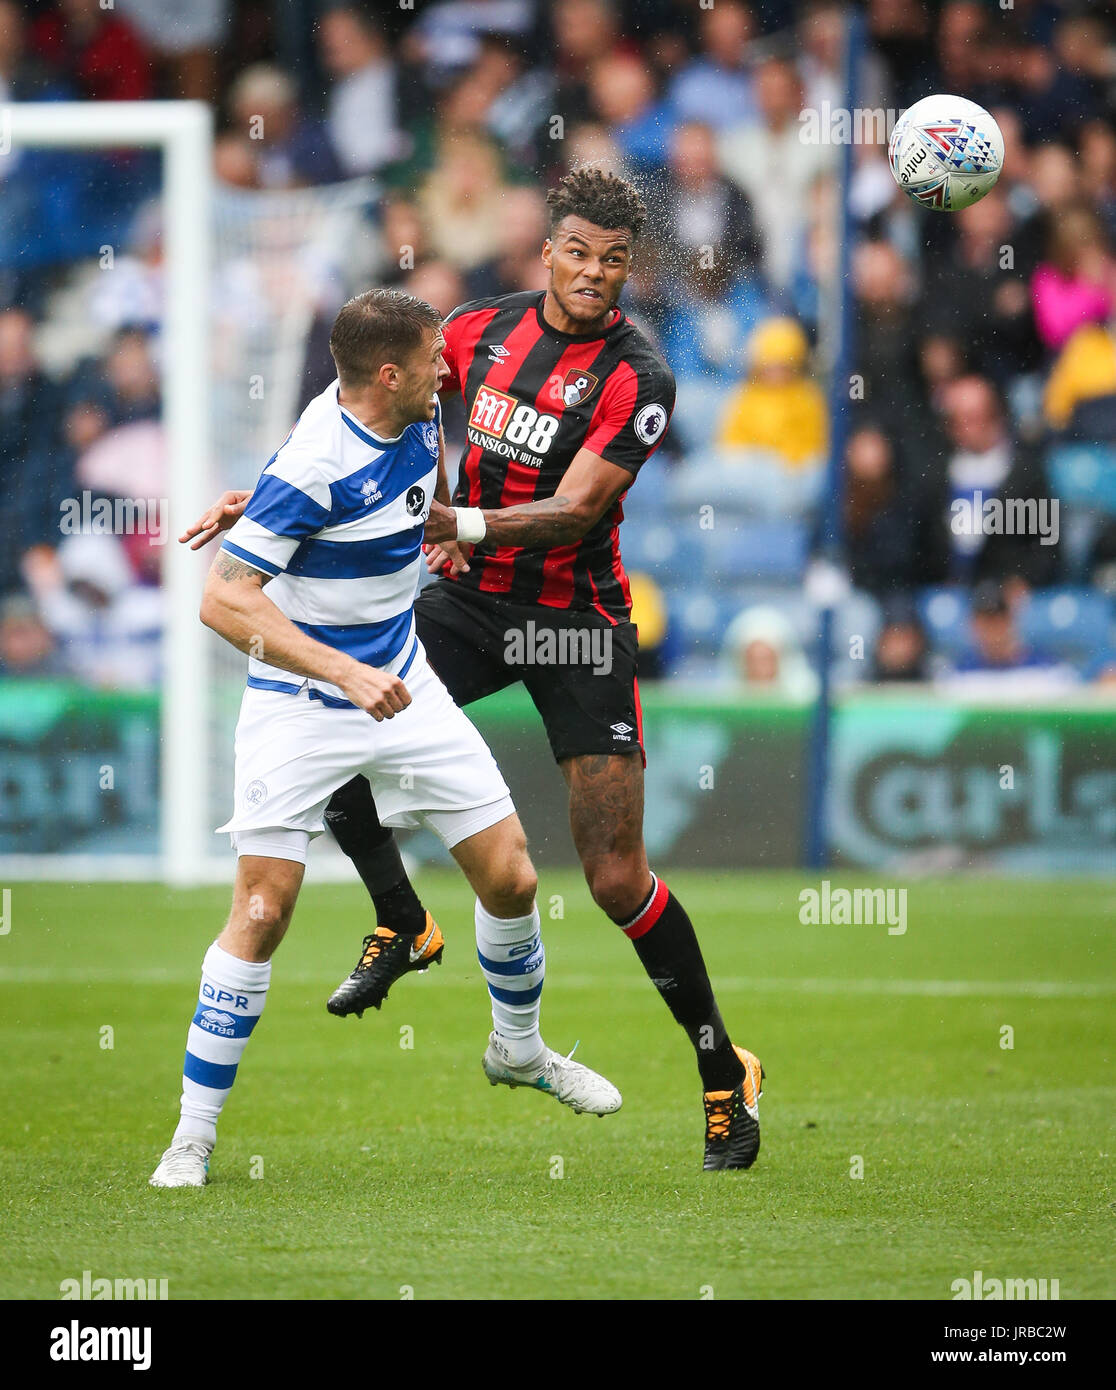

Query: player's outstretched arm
[423,447,630,551]
[179,491,252,550]
[425,417,472,575]
[200,551,411,721]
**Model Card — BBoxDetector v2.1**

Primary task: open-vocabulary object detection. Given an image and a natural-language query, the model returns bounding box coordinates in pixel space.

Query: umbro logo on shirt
[488,344,511,363]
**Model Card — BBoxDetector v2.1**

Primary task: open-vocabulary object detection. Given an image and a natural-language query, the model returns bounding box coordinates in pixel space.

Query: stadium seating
[667,588,742,664]
[701,517,810,581]
[917,585,1116,669]
[1018,588,1115,667]
[918,588,972,659]
[1047,445,1116,583]
[1047,445,1116,514]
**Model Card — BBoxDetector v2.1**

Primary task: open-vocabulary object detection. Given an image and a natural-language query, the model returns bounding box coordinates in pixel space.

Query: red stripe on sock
[622,876,669,940]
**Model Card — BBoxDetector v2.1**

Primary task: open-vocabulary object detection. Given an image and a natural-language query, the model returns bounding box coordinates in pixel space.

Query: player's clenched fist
[338,661,411,721]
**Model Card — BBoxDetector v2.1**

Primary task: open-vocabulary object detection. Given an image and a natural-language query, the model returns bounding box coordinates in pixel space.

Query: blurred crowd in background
[3,0,1116,695]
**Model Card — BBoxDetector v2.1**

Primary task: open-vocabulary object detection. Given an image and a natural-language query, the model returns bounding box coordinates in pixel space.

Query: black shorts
[413,580,644,764]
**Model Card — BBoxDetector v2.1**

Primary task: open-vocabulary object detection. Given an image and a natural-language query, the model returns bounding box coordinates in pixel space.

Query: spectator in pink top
[1031,204,1116,351]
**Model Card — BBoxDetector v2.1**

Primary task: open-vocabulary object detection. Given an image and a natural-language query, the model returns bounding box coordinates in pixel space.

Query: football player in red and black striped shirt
[186,169,764,1170]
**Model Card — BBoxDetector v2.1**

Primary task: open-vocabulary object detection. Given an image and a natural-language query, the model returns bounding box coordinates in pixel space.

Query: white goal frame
[2,102,213,884]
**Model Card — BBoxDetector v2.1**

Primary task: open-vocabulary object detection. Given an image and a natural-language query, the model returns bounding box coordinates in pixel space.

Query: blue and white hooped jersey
[219,381,440,708]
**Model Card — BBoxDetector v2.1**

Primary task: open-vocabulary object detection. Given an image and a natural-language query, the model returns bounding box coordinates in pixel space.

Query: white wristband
[455,507,486,544]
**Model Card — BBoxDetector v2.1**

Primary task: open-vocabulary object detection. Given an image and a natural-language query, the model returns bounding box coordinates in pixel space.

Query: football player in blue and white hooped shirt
[149,290,621,1189]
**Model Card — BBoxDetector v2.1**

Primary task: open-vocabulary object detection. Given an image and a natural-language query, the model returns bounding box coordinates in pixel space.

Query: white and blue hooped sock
[475,901,545,1067]
[173,941,271,1148]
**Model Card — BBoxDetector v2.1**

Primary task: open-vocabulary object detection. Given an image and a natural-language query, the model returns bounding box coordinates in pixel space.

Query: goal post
[3,102,214,884]
[802,11,864,870]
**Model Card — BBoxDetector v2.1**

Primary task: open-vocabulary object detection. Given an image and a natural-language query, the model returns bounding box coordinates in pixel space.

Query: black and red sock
[615,875,745,1092]
[323,776,426,935]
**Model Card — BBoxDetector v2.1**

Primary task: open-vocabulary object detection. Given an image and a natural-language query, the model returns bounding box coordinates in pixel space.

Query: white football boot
[482,1032,622,1116]
[149,1137,212,1188]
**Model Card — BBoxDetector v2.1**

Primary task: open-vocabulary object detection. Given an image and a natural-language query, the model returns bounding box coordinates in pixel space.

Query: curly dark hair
[545,166,646,242]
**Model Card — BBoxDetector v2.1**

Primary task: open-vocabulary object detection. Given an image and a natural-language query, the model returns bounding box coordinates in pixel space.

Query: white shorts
[217,650,513,861]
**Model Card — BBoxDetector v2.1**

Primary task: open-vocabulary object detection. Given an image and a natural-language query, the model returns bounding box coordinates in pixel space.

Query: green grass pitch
[2,873,1113,1300]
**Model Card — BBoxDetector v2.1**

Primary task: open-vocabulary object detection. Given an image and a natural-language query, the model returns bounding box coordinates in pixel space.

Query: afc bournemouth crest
[561,369,599,407]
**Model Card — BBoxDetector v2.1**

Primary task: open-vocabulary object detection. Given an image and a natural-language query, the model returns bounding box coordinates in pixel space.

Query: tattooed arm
[423,447,632,550]
[200,551,410,720]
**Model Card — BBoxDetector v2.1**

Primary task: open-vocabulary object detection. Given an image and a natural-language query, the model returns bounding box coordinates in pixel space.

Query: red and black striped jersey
[438,290,675,624]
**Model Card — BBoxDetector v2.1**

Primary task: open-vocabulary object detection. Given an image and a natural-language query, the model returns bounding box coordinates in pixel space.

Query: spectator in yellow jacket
[1043,320,1116,434]
[717,316,828,468]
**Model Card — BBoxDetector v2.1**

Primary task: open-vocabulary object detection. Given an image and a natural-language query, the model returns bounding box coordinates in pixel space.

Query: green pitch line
[1,874,1112,1301]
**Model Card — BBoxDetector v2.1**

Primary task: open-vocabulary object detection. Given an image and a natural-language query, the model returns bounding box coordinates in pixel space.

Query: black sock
[615,876,745,1092]
[323,776,426,934]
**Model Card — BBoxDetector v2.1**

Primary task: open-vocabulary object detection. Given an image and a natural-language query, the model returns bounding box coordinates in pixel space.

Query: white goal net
[1,102,380,882]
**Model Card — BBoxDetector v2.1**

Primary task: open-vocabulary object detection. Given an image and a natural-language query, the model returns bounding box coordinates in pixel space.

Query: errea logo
[198,1009,237,1036]
[361,478,382,506]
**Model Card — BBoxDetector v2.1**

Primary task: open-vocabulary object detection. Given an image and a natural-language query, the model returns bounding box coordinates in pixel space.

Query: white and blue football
[888,94,1004,212]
